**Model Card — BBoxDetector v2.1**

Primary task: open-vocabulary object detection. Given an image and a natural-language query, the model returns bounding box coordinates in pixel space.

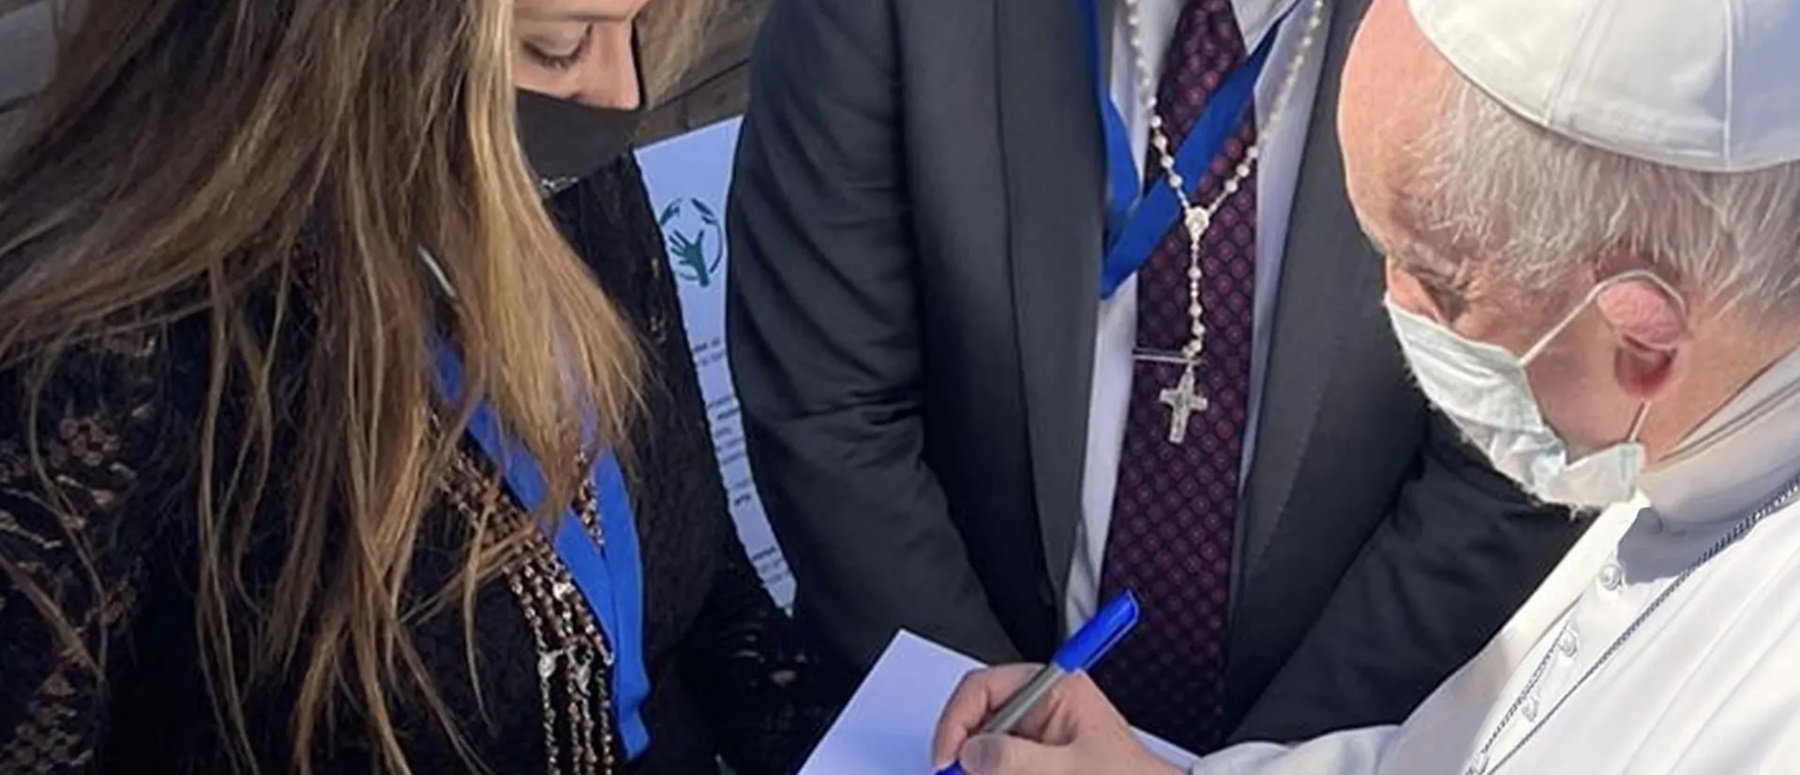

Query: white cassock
[1189,344,1800,775]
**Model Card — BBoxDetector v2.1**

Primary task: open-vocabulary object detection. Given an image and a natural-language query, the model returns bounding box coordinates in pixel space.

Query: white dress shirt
[1067,0,1334,631]
[1189,343,1800,775]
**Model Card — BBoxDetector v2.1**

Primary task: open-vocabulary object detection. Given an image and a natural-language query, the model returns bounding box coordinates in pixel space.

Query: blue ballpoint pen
[933,591,1140,775]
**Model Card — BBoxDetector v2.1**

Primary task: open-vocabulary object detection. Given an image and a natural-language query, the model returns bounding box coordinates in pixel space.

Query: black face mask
[515,88,643,198]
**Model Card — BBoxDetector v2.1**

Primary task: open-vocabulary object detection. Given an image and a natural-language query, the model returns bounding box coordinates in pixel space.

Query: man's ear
[1596,278,1690,401]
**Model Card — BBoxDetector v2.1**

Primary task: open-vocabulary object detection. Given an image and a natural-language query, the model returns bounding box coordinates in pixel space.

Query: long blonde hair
[0,0,674,772]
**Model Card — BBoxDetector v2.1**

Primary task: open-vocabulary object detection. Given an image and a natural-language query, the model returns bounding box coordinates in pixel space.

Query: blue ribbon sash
[429,339,652,759]
[1083,0,1293,299]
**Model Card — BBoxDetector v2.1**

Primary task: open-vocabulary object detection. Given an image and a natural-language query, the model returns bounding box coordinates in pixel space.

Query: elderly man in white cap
[929,0,1800,772]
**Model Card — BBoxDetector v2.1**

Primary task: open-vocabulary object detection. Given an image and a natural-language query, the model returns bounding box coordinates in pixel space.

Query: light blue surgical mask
[1384,270,1679,510]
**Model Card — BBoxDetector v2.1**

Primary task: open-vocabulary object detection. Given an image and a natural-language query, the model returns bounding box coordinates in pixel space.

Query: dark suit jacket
[725,0,1587,744]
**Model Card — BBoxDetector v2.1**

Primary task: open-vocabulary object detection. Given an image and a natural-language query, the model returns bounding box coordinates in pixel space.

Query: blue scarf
[429,339,652,759]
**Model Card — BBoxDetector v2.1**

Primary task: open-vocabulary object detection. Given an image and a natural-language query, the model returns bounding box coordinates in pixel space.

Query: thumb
[960,734,1072,775]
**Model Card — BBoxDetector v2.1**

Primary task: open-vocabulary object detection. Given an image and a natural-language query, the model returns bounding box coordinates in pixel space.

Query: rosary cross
[1157,364,1209,444]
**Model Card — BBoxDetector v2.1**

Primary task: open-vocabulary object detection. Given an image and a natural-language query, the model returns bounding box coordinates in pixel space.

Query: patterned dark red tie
[1089,0,1257,755]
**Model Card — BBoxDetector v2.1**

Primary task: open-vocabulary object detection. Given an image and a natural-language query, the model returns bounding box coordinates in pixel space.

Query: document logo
[658,197,725,288]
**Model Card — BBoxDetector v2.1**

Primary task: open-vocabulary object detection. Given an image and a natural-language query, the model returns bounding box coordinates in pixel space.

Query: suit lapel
[995,0,1106,609]
[1219,0,1377,712]
[1237,0,1376,580]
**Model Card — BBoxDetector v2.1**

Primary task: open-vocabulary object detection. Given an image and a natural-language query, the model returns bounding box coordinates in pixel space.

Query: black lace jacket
[0,156,834,774]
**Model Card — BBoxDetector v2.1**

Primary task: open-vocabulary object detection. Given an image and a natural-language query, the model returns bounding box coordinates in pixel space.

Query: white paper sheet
[798,630,1198,775]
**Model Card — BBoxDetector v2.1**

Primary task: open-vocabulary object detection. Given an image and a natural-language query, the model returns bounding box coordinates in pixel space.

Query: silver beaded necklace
[1120,0,1329,444]
[1466,469,1800,775]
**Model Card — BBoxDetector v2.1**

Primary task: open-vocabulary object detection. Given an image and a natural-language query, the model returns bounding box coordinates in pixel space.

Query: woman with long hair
[0,1,831,773]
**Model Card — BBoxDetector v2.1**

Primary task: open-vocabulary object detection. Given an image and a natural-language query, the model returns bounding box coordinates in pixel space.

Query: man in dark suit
[725,0,1584,752]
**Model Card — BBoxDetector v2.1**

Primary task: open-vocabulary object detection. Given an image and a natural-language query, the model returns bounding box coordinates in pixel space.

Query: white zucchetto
[1409,0,1800,172]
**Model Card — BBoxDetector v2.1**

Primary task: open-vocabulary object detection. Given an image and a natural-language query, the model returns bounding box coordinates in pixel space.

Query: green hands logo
[658,197,726,288]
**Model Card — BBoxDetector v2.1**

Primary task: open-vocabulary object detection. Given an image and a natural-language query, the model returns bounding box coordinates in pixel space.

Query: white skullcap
[1408,0,1800,173]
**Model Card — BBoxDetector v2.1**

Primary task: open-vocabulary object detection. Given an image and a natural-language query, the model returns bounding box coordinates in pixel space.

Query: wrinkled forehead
[1338,0,1454,261]
[1338,0,1578,334]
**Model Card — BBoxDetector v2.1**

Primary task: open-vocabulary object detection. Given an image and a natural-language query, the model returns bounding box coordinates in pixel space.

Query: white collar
[1236,0,1306,52]
[1638,344,1800,525]
[1114,0,1303,55]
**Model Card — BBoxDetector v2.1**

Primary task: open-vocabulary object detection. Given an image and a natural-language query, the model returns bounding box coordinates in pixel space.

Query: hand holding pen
[929,592,1185,775]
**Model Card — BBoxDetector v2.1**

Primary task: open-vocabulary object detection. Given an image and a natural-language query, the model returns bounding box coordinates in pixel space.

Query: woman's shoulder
[0,319,212,774]
[0,324,199,531]
[0,318,208,563]
[0,320,200,437]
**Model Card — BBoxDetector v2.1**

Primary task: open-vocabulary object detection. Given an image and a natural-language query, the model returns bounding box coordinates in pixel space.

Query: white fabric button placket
[1521,624,1579,723]
[1467,472,1800,775]
[1598,562,1624,591]
[1555,626,1580,658]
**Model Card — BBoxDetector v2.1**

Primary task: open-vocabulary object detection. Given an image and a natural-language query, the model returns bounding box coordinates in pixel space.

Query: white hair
[1420,74,1800,319]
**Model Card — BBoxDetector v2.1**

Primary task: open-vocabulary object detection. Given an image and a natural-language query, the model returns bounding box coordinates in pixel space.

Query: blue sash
[429,340,651,759]
[1083,0,1294,298]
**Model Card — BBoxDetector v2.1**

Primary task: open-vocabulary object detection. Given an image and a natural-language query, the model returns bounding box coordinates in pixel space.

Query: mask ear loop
[1626,402,1652,443]
[1519,269,1687,366]
[1514,270,1672,452]
[1598,270,1680,449]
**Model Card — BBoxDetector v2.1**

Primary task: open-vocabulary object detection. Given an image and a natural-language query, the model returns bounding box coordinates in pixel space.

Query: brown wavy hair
[0,0,704,772]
